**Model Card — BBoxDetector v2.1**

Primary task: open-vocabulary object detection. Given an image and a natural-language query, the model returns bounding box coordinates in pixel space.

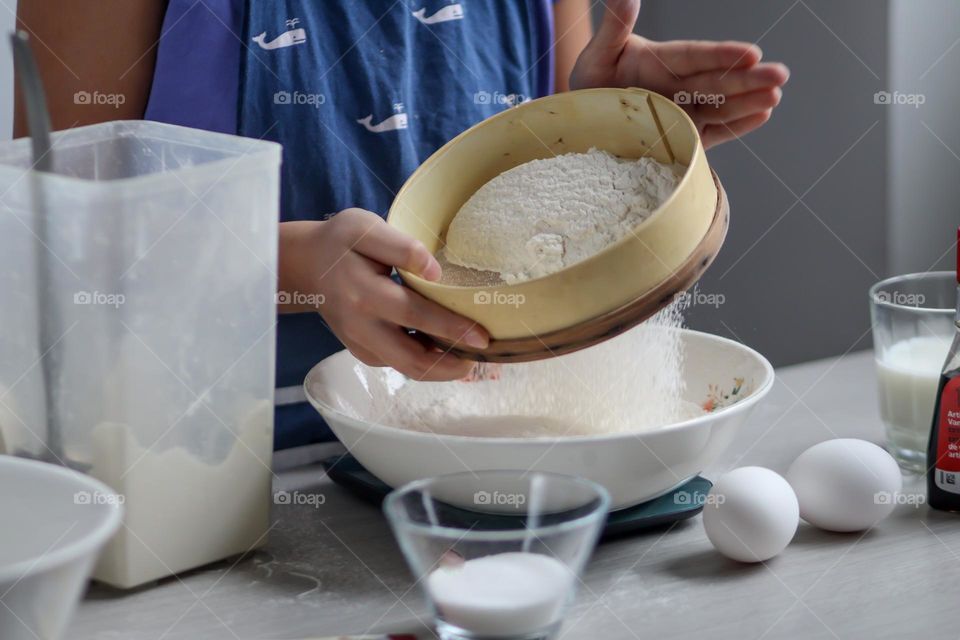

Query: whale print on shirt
[252,26,306,50]
[411,3,465,25]
[356,113,409,133]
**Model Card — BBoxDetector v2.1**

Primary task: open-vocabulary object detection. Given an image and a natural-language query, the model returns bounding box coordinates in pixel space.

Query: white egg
[702,466,799,563]
[786,438,902,532]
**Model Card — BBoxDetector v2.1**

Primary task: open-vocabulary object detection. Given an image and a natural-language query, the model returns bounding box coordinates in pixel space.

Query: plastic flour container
[0,121,280,588]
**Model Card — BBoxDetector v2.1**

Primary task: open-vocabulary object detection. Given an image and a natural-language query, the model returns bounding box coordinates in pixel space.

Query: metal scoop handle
[9,31,86,469]
[10,31,52,171]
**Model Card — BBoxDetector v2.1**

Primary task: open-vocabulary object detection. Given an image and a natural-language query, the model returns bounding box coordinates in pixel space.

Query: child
[16,0,788,448]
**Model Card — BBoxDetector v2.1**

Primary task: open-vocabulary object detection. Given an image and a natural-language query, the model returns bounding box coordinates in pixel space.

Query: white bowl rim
[303,329,776,445]
[0,455,124,583]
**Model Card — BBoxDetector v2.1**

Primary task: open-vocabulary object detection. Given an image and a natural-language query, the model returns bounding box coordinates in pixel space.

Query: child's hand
[278,210,488,381]
[570,0,789,148]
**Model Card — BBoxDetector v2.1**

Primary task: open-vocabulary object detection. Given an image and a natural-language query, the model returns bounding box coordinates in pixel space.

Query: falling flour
[442,148,684,284]
[374,299,702,437]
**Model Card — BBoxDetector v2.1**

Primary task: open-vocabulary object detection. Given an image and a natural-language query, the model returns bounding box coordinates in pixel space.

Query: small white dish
[0,455,123,640]
[305,329,774,510]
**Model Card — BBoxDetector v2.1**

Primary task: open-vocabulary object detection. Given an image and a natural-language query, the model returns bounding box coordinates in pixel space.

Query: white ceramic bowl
[0,455,123,640]
[305,330,774,510]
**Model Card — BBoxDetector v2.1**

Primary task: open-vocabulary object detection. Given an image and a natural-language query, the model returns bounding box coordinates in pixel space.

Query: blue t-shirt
[145,0,555,449]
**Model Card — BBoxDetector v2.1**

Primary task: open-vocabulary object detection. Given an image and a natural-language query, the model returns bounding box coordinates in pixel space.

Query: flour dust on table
[441,148,684,285]
[375,299,702,437]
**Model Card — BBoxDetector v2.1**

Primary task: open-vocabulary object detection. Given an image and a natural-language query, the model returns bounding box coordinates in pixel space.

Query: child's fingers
[344,342,385,368]
[701,110,773,149]
[461,362,502,382]
[338,208,442,281]
[374,279,489,350]
[359,224,441,280]
[689,87,781,126]
[679,62,789,99]
[373,323,477,381]
[654,40,762,77]
[589,0,642,62]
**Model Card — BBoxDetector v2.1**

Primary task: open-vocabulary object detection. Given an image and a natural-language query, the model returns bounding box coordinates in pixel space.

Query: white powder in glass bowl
[442,148,684,284]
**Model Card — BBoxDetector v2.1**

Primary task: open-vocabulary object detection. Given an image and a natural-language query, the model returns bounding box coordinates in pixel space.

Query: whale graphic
[252,28,306,50]
[357,113,409,133]
[412,3,464,25]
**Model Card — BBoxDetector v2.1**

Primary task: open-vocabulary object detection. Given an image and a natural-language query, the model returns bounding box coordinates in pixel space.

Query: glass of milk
[384,471,609,640]
[870,272,955,473]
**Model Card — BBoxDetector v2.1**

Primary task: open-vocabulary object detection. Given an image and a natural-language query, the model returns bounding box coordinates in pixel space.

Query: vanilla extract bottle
[928,228,960,511]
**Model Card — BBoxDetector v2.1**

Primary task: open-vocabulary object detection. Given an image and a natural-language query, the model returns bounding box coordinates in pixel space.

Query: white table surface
[72,349,958,640]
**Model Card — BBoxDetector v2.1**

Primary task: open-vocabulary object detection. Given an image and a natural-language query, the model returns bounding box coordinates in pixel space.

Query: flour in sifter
[442,148,683,284]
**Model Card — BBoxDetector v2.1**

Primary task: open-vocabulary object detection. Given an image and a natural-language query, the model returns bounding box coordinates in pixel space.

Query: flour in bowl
[442,148,684,284]
[373,299,704,438]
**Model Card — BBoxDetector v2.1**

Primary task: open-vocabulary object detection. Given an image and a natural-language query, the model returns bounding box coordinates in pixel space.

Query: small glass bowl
[384,470,610,640]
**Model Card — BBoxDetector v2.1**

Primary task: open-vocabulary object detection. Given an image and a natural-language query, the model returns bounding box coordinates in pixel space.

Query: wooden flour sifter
[387,88,728,363]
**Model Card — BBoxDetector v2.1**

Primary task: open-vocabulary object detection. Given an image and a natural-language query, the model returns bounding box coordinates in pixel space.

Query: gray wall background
[633,0,891,366]
[888,0,960,275]
[1,2,957,367]
[626,0,960,366]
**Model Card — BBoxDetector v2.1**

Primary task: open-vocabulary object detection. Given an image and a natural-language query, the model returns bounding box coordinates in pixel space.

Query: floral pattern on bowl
[702,377,752,412]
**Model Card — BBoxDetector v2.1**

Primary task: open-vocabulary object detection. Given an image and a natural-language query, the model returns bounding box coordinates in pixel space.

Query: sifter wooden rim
[427,170,730,363]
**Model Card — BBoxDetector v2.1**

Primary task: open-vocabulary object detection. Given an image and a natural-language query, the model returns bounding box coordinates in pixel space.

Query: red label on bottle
[934,376,960,493]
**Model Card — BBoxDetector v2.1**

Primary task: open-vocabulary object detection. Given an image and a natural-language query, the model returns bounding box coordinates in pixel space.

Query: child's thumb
[588,0,641,61]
